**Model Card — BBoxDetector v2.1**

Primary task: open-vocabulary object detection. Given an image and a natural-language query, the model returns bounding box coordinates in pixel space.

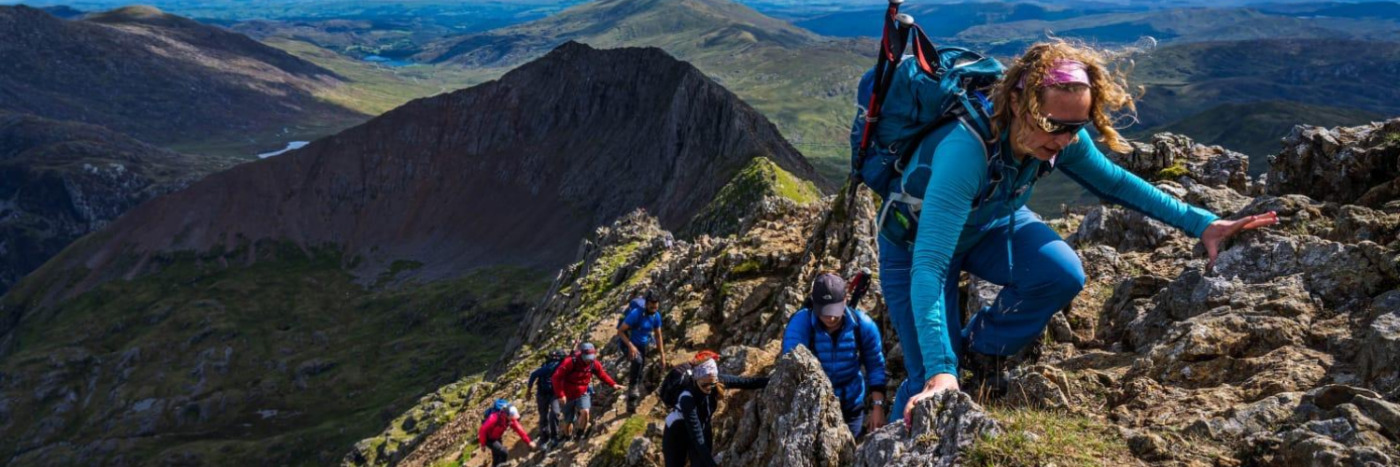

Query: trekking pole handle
[896,14,915,28]
[890,0,905,4]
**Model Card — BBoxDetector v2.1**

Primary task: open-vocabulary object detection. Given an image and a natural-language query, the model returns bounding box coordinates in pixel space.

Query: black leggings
[662,423,716,467]
[487,439,508,466]
[536,394,560,442]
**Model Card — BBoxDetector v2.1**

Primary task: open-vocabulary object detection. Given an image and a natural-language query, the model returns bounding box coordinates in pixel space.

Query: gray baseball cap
[811,273,848,318]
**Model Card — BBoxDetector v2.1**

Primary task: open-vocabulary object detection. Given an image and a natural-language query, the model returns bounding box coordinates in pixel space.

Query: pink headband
[1017,59,1090,89]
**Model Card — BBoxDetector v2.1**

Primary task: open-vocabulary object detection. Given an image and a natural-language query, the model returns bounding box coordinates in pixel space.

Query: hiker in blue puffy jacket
[874,40,1279,423]
[781,272,888,438]
[617,289,667,413]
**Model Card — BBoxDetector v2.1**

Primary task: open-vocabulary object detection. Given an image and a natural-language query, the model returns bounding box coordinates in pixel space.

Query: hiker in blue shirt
[525,349,567,450]
[781,272,888,438]
[617,289,667,413]
[874,40,1279,422]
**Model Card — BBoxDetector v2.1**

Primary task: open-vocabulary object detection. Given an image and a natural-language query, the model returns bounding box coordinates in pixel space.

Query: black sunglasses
[699,382,717,390]
[1034,114,1091,135]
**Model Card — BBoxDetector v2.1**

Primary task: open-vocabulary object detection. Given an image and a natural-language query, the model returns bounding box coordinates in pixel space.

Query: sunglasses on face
[699,382,716,390]
[1034,113,1091,135]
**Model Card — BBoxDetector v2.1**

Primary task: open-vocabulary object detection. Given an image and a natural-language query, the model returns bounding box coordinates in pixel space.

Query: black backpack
[659,362,697,409]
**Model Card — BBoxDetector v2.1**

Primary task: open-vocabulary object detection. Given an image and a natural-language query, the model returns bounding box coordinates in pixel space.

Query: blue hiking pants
[879,207,1085,421]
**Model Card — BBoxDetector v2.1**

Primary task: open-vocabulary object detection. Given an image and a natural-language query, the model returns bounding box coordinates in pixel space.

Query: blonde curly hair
[990,39,1139,153]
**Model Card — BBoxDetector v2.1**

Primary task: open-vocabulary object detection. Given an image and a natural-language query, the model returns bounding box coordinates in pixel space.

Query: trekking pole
[854,3,913,176]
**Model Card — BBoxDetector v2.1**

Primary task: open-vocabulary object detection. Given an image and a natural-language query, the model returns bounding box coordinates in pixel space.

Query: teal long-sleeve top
[907,124,1218,380]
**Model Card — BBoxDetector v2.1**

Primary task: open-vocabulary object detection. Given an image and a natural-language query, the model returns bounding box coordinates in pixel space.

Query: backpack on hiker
[483,398,511,423]
[848,5,1048,249]
[659,362,697,409]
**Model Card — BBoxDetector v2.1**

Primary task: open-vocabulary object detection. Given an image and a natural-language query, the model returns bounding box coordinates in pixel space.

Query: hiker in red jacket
[551,342,620,442]
[475,406,535,466]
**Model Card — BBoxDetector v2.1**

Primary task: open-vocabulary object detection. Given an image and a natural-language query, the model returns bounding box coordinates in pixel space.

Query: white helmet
[508,406,520,419]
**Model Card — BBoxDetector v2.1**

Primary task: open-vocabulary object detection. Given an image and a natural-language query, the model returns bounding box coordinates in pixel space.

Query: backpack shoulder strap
[848,308,869,359]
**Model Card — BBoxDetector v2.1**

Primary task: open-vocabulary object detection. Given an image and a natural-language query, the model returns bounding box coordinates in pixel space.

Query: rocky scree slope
[0,111,237,296]
[0,5,363,148]
[362,118,1400,466]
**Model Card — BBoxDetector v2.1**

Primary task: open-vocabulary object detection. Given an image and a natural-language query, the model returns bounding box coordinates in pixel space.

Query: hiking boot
[962,351,1010,399]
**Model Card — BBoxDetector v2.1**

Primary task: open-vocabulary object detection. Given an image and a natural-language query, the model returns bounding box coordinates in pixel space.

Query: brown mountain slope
[8,40,822,309]
[0,5,363,150]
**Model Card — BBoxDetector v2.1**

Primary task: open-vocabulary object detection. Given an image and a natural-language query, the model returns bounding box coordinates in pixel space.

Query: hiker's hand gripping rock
[904,373,959,426]
[1202,211,1278,272]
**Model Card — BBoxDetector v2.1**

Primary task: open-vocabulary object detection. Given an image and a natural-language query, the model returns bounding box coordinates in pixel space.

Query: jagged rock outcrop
[720,347,854,466]
[1267,119,1400,207]
[1112,133,1252,192]
[855,390,1001,466]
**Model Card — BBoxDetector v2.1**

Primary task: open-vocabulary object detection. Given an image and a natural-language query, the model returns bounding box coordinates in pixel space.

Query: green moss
[731,259,762,276]
[1155,162,1190,180]
[966,407,1134,467]
[684,157,822,238]
[590,415,648,467]
[1384,131,1400,146]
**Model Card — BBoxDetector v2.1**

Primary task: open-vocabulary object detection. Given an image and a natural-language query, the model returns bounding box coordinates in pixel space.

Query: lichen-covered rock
[626,437,659,467]
[854,390,1001,466]
[1069,206,1178,252]
[720,346,854,467]
[1115,133,1251,191]
[1359,291,1400,396]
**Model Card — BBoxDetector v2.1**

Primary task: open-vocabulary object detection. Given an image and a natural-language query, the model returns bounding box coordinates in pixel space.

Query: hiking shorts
[563,393,592,423]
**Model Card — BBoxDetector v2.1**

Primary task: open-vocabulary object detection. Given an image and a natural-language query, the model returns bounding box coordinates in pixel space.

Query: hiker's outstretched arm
[1057,128,1218,237]
[909,125,985,380]
[593,362,619,387]
[719,374,769,389]
[510,418,532,445]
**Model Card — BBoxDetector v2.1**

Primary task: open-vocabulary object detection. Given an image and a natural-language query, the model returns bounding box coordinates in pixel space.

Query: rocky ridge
[0,41,822,467]
[360,117,1400,466]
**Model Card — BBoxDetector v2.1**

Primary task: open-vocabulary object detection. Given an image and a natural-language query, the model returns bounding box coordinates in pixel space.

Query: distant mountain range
[0,5,365,153]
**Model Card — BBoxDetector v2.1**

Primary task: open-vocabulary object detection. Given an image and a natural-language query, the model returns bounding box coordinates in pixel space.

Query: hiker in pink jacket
[475,405,535,466]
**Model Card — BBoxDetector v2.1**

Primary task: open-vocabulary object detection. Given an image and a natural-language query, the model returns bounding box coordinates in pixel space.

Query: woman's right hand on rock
[904,373,959,426]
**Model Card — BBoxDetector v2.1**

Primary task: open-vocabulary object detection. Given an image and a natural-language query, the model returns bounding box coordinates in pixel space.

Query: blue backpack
[483,398,510,423]
[850,16,1050,249]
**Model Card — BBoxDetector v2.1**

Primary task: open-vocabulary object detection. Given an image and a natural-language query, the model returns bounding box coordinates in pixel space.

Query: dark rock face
[0,5,361,145]
[16,41,821,307]
[1267,119,1400,207]
[0,112,233,295]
